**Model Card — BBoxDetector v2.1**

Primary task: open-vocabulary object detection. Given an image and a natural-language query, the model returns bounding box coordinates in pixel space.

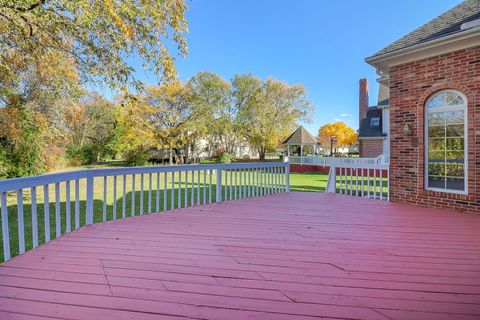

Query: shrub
[0,107,46,178]
[212,148,224,158]
[124,148,150,166]
[216,152,233,164]
[66,144,97,165]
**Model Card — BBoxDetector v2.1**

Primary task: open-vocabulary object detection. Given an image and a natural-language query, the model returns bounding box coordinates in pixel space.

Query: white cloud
[333,118,342,122]
[340,113,353,117]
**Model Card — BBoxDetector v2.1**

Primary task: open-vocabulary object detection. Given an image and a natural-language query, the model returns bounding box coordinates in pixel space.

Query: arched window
[425,90,467,193]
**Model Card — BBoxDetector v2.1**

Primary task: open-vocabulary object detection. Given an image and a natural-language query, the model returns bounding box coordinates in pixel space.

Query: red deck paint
[0,192,479,319]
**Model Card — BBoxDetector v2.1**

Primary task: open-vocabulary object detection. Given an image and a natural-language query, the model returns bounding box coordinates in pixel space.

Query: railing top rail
[287,156,379,160]
[0,162,289,193]
[332,163,390,170]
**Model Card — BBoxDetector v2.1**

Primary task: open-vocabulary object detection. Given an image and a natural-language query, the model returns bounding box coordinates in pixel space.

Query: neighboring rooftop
[282,126,318,145]
[358,107,386,139]
[369,0,480,59]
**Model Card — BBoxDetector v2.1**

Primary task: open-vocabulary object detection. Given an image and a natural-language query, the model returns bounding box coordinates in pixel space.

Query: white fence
[286,155,386,166]
[0,162,289,261]
[326,163,389,201]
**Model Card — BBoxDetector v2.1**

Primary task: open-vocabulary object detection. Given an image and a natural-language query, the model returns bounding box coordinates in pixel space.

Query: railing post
[387,167,390,202]
[1,191,10,261]
[326,166,337,193]
[216,168,223,203]
[285,164,290,192]
[86,173,94,225]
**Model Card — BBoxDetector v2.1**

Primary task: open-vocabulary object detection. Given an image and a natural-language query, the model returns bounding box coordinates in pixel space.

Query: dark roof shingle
[369,0,480,59]
[282,126,318,145]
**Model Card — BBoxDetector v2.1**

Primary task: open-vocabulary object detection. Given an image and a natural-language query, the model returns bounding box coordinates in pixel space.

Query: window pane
[446,111,464,125]
[428,138,445,151]
[428,176,445,189]
[446,178,464,191]
[446,163,464,177]
[446,151,464,163]
[427,93,446,108]
[446,124,463,137]
[428,125,445,137]
[427,91,465,108]
[428,163,445,176]
[429,151,445,161]
[446,138,464,151]
[428,112,445,125]
[445,92,464,106]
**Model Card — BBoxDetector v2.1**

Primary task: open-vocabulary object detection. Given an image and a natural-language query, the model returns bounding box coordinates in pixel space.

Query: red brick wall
[389,46,480,213]
[290,164,388,178]
[359,139,384,158]
[290,164,330,174]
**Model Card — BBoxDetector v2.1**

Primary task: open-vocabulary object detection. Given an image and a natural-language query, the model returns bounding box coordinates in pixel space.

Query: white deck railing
[285,155,386,166]
[326,163,389,201]
[0,162,289,261]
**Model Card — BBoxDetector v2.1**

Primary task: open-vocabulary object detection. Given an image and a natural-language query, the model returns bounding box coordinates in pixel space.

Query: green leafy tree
[235,74,313,160]
[0,106,45,177]
[187,72,234,155]
[65,93,119,164]
[142,82,197,164]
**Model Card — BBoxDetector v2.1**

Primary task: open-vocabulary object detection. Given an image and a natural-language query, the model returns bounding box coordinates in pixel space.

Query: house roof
[378,99,389,107]
[358,107,386,139]
[282,126,318,145]
[369,0,480,59]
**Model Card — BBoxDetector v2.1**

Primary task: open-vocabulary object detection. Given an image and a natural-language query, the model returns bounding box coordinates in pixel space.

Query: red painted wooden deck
[0,192,479,320]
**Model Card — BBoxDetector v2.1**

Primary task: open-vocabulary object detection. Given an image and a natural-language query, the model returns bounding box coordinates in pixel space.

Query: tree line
[0,69,313,178]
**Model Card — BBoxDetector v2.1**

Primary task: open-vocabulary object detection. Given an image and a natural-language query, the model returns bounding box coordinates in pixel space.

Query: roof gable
[282,126,318,145]
[369,0,480,59]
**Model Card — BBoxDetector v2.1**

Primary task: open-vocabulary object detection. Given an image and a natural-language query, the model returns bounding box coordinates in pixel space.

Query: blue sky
[126,0,462,134]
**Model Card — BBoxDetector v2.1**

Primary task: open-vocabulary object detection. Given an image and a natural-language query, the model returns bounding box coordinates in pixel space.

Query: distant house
[357,78,389,159]
[365,0,480,213]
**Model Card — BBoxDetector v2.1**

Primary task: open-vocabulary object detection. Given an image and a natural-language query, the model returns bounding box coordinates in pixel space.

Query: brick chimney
[359,78,369,126]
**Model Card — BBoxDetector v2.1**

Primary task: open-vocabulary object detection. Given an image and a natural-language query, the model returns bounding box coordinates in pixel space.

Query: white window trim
[371,117,380,126]
[424,90,468,195]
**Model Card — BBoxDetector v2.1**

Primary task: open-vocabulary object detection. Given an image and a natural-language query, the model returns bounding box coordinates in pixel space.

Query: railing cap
[0,162,289,193]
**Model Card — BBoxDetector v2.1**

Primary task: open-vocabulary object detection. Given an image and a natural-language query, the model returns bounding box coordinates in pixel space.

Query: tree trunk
[258,148,266,161]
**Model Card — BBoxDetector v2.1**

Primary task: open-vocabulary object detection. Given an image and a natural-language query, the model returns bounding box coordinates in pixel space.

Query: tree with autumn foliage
[317,122,357,156]
[0,49,81,177]
[116,81,208,165]
[0,0,189,87]
[0,0,190,176]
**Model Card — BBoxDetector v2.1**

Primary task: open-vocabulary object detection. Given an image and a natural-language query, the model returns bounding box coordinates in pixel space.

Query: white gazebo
[282,126,319,156]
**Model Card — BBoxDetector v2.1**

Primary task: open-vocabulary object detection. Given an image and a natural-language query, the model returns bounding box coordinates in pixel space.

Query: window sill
[425,187,468,196]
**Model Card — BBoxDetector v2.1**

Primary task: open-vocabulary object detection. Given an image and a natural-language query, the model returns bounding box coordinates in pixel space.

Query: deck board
[1,192,480,319]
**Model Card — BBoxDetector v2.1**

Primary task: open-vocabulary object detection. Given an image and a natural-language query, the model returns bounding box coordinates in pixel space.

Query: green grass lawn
[2,161,329,260]
[289,172,328,192]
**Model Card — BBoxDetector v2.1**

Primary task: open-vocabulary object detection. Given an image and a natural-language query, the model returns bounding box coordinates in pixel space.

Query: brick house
[365,0,480,213]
